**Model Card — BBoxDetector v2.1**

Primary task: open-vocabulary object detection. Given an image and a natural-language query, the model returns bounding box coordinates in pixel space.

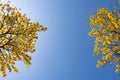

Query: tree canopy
[88,1,120,73]
[0,1,47,77]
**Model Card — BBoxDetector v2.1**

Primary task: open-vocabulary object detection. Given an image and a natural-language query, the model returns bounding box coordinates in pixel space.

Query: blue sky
[1,0,120,80]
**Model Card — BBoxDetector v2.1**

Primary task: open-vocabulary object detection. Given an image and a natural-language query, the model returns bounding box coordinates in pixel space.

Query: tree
[0,1,47,77]
[88,1,120,73]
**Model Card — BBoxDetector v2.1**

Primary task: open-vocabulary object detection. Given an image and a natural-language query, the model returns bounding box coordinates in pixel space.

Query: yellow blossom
[0,1,47,77]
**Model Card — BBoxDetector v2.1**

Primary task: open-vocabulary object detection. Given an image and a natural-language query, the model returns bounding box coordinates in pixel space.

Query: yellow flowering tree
[0,1,47,77]
[88,1,120,73]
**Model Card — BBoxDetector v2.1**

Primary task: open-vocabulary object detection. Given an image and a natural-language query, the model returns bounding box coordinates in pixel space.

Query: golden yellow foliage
[0,1,47,77]
[88,1,120,73]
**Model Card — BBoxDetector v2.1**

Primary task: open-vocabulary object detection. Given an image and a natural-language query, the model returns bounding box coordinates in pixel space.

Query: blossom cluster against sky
[0,0,120,80]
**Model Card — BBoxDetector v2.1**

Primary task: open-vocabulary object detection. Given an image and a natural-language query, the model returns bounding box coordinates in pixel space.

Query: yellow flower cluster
[88,2,120,73]
[0,1,47,77]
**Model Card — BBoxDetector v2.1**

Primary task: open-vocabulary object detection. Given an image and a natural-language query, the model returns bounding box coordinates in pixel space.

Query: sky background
[0,0,120,80]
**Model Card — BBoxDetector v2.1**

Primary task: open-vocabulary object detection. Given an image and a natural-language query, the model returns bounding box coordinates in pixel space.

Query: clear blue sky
[1,0,120,80]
